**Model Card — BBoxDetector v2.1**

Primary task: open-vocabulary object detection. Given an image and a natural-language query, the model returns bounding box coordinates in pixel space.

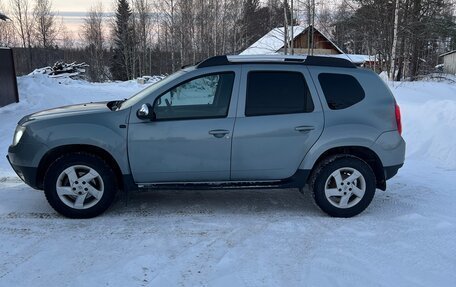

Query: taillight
[395,103,402,135]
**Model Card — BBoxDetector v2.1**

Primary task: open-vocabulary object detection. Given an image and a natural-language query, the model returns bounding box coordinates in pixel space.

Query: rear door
[230,65,324,180]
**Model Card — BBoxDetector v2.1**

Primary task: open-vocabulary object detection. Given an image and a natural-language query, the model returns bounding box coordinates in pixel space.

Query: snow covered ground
[0,74,455,286]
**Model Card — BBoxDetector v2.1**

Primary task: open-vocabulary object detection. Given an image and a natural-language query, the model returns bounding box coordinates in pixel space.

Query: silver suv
[7,55,405,218]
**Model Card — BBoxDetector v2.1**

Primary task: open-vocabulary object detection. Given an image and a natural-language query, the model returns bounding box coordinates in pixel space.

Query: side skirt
[136,170,310,191]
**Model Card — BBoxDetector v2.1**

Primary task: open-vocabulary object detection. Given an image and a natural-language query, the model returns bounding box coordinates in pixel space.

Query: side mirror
[136,103,155,120]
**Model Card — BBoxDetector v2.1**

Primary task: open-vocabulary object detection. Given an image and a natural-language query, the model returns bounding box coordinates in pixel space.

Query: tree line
[108,0,294,81]
[0,0,455,82]
[331,0,456,80]
[0,0,293,80]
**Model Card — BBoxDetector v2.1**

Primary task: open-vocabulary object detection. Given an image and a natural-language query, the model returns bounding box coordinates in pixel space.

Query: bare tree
[332,0,456,80]
[169,0,176,71]
[82,3,106,81]
[390,0,400,80]
[283,0,288,54]
[10,0,34,68]
[132,0,152,76]
[0,2,17,46]
[176,0,194,65]
[58,19,74,49]
[33,0,57,48]
[290,0,294,54]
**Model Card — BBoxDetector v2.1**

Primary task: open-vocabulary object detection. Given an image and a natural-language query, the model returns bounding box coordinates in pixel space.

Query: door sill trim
[137,170,310,190]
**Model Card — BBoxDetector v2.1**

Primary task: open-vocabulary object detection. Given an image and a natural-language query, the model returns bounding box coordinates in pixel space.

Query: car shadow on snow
[106,182,420,220]
[106,188,323,218]
[0,181,417,220]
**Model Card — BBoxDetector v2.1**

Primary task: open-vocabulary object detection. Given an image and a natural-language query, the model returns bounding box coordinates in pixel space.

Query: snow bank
[390,80,456,170]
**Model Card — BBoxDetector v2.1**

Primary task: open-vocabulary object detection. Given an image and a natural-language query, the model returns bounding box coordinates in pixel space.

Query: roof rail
[196,55,356,69]
[304,56,356,68]
[197,55,229,68]
[228,55,306,63]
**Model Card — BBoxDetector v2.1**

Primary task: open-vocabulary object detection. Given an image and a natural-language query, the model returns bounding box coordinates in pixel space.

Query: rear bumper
[372,131,406,167]
[6,154,40,190]
[384,163,403,180]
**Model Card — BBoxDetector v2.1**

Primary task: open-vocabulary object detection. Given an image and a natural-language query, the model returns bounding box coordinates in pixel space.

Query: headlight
[12,126,26,146]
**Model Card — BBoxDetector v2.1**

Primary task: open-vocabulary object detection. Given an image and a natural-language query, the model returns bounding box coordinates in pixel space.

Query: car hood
[19,102,112,125]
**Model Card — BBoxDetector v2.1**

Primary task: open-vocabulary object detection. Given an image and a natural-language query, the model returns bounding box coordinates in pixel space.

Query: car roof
[195,55,357,69]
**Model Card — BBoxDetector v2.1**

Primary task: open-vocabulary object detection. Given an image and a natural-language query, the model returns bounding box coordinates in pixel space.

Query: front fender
[19,109,131,174]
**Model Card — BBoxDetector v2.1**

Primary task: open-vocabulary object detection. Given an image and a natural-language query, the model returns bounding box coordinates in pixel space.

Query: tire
[43,152,118,218]
[310,155,376,218]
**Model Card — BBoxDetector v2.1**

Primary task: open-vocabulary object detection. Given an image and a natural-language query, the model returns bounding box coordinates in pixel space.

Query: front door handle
[209,129,230,138]
[295,126,315,132]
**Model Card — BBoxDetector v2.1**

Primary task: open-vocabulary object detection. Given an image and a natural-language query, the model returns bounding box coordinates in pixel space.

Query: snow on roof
[240,25,345,56]
[330,54,377,64]
[239,25,376,65]
[240,26,306,55]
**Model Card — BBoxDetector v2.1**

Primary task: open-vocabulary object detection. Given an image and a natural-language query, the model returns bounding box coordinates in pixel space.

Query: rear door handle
[209,129,230,138]
[295,126,315,132]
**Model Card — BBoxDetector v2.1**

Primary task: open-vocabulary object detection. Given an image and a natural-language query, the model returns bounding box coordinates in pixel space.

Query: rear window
[318,73,365,110]
[245,71,314,116]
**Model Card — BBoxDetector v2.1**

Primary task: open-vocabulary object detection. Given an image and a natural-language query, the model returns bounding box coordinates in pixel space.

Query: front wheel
[43,152,118,218]
[310,155,376,218]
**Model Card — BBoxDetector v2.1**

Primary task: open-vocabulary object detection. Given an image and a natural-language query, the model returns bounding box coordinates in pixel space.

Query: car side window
[318,73,365,110]
[154,72,235,120]
[245,71,314,117]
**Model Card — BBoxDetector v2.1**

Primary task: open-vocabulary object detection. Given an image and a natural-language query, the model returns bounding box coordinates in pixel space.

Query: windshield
[119,70,187,110]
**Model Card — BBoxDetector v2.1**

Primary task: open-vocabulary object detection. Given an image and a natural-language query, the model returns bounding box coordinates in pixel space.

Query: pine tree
[111,0,134,81]
[241,0,292,49]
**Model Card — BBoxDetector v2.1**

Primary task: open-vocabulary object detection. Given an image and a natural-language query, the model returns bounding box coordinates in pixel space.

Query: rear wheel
[43,152,118,218]
[310,155,376,217]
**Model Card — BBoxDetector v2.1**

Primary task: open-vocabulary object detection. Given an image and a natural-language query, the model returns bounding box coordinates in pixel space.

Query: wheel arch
[308,146,386,190]
[36,144,125,190]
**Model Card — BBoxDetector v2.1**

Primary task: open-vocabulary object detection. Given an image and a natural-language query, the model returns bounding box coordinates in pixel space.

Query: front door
[231,66,324,180]
[128,70,239,183]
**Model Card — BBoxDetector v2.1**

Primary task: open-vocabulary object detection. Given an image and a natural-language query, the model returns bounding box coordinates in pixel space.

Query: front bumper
[6,154,40,190]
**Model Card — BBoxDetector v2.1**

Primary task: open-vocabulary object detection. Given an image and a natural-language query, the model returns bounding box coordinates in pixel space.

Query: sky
[51,1,116,39]
[2,0,160,38]
[53,0,115,12]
